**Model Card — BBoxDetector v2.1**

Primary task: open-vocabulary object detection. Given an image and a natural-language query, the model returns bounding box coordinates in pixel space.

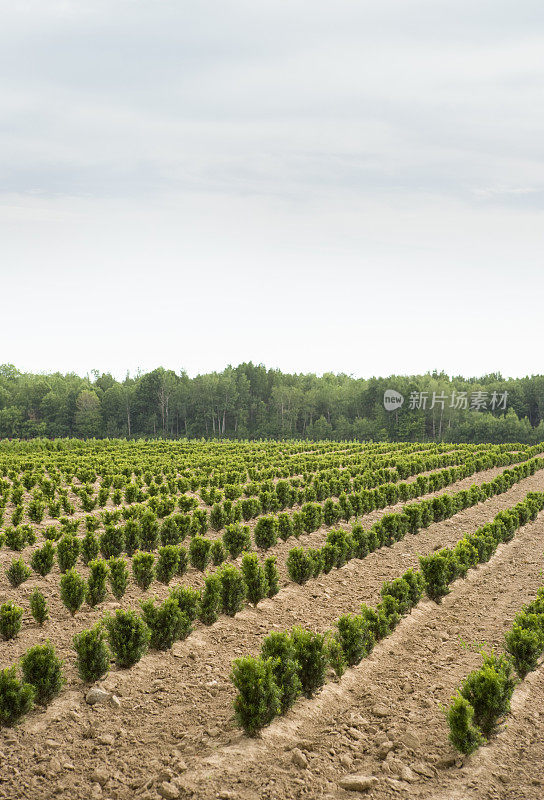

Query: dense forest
[1,363,544,443]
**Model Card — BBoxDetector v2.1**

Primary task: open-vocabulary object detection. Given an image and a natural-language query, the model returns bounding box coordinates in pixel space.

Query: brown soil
[1,468,543,800]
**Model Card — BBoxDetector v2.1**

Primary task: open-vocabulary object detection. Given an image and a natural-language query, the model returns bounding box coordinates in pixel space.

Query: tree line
[1,363,544,443]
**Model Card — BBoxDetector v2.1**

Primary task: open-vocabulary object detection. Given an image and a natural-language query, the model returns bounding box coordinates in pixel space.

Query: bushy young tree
[199,571,222,625]
[291,627,327,698]
[260,631,301,713]
[56,534,80,573]
[6,557,32,588]
[0,667,35,727]
[86,559,109,608]
[241,553,268,606]
[60,568,87,615]
[156,545,180,584]
[108,557,129,600]
[335,614,374,666]
[217,563,246,616]
[189,535,212,571]
[264,555,280,597]
[105,609,150,668]
[223,523,252,559]
[254,517,278,550]
[29,590,49,626]
[0,602,24,640]
[81,531,100,566]
[73,624,111,682]
[231,656,280,736]
[140,596,190,650]
[139,510,159,551]
[286,547,313,585]
[459,652,515,737]
[447,695,485,754]
[132,551,155,590]
[21,641,64,705]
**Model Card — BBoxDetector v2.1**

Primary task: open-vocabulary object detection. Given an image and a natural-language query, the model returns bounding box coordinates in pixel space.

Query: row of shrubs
[448,585,544,755]
[231,566,426,735]
[420,491,544,602]
[230,488,544,736]
[285,460,544,585]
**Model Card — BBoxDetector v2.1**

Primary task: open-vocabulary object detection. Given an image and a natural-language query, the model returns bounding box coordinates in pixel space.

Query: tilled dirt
[1,468,543,800]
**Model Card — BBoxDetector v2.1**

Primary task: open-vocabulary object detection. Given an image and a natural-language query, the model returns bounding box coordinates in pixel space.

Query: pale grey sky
[1,0,543,379]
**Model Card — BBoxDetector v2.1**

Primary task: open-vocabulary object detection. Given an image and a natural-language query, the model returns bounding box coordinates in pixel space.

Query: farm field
[1,439,544,800]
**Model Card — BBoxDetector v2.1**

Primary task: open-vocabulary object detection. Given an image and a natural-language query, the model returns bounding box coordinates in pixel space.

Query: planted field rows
[1,440,544,800]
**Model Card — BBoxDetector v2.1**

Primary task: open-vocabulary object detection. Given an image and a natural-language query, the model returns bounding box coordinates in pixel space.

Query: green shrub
[217,563,246,616]
[459,652,515,737]
[326,634,347,678]
[0,667,35,727]
[264,555,280,597]
[190,508,208,535]
[505,622,544,678]
[176,545,188,575]
[231,656,280,736]
[105,609,150,668]
[286,547,313,585]
[156,545,180,584]
[380,577,412,615]
[223,523,252,559]
[261,631,301,712]
[189,535,212,571]
[85,514,100,532]
[100,525,125,560]
[210,539,226,566]
[57,534,80,573]
[6,557,31,588]
[199,572,222,625]
[139,510,159,551]
[86,559,109,608]
[170,585,200,622]
[29,590,49,626]
[360,603,390,641]
[301,502,322,533]
[43,525,61,542]
[21,641,64,705]
[377,595,401,631]
[241,553,268,606]
[335,614,374,666]
[29,540,55,577]
[80,531,99,566]
[210,503,225,531]
[277,513,293,541]
[108,557,129,600]
[160,516,182,547]
[60,568,87,615]
[0,602,23,640]
[291,627,327,698]
[132,551,155,590]
[140,596,190,650]
[123,519,141,556]
[447,694,485,754]
[254,517,278,550]
[73,625,110,683]
[419,552,453,602]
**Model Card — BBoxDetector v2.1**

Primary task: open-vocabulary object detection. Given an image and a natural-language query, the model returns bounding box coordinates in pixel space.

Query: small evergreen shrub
[21,641,64,705]
[447,695,486,754]
[123,519,141,556]
[139,510,159,551]
[264,555,280,597]
[108,557,129,600]
[86,559,109,608]
[189,535,212,571]
[261,631,301,712]
[291,627,327,698]
[60,567,87,615]
[223,523,252,559]
[132,551,155,590]
[241,553,268,606]
[254,517,278,550]
[100,526,125,559]
[505,622,544,678]
[199,572,222,625]
[231,656,280,736]
[156,545,180,584]
[335,614,375,666]
[210,539,226,566]
[6,558,31,588]
[73,624,110,682]
[57,534,80,573]
[140,596,190,650]
[217,563,246,616]
[0,602,24,640]
[170,585,201,622]
[29,590,49,626]
[459,652,515,737]
[0,667,35,727]
[105,609,150,668]
[286,547,313,585]
[81,531,100,566]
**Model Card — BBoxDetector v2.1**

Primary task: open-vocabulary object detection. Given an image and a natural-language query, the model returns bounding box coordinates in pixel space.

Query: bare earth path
[1,468,544,800]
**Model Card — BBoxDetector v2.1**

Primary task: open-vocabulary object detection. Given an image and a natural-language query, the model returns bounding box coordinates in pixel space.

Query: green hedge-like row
[286,458,544,585]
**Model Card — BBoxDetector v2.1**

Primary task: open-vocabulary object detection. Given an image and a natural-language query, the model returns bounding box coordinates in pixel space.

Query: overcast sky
[1,0,543,380]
